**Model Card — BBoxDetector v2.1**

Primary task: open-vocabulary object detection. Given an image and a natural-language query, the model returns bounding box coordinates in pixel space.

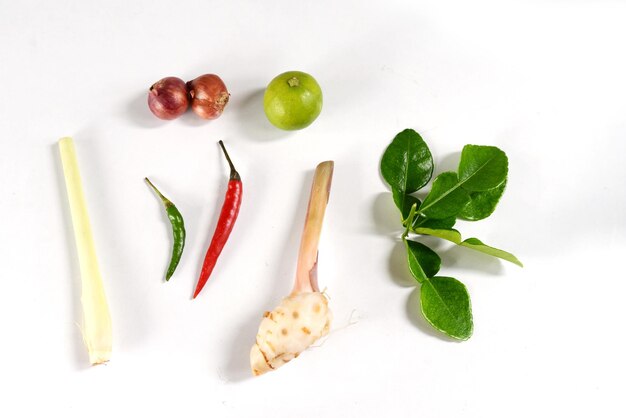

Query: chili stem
[218,140,241,181]
[144,177,171,206]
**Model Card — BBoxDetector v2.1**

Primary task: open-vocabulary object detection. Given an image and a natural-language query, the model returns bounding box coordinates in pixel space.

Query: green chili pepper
[145,178,186,281]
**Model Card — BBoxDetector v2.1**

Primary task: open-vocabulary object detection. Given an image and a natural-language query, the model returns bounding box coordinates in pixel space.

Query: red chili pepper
[193,141,242,298]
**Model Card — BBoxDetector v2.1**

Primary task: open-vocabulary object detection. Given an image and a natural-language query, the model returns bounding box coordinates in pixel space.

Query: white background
[1,0,625,416]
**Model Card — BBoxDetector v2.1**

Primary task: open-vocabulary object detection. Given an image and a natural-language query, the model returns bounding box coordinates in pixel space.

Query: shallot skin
[187,74,230,120]
[148,77,190,120]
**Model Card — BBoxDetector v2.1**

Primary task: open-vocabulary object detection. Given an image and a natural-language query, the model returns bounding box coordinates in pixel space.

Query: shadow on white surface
[223,311,267,382]
[71,128,152,350]
[388,240,418,288]
[126,92,168,129]
[406,287,459,342]
[235,88,291,142]
[51,143,92,370]
[371,192,402,236]
[436,151,462,174]
[439,244,505,276]
[388,237,452,284]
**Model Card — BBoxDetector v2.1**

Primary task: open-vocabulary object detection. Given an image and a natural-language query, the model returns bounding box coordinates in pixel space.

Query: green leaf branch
[381,129,522,340]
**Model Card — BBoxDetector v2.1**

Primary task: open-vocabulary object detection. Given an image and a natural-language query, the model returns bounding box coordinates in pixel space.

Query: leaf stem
[402,203,418,239]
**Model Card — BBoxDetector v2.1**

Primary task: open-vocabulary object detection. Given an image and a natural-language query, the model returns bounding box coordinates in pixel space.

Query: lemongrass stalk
[59,137,112,365]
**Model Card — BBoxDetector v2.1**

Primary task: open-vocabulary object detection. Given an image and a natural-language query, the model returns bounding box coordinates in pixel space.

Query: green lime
[263,71,323,130]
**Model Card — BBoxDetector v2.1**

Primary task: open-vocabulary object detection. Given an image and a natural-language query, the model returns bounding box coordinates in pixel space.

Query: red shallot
[147,77,190,120]
[187,74,230,120]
